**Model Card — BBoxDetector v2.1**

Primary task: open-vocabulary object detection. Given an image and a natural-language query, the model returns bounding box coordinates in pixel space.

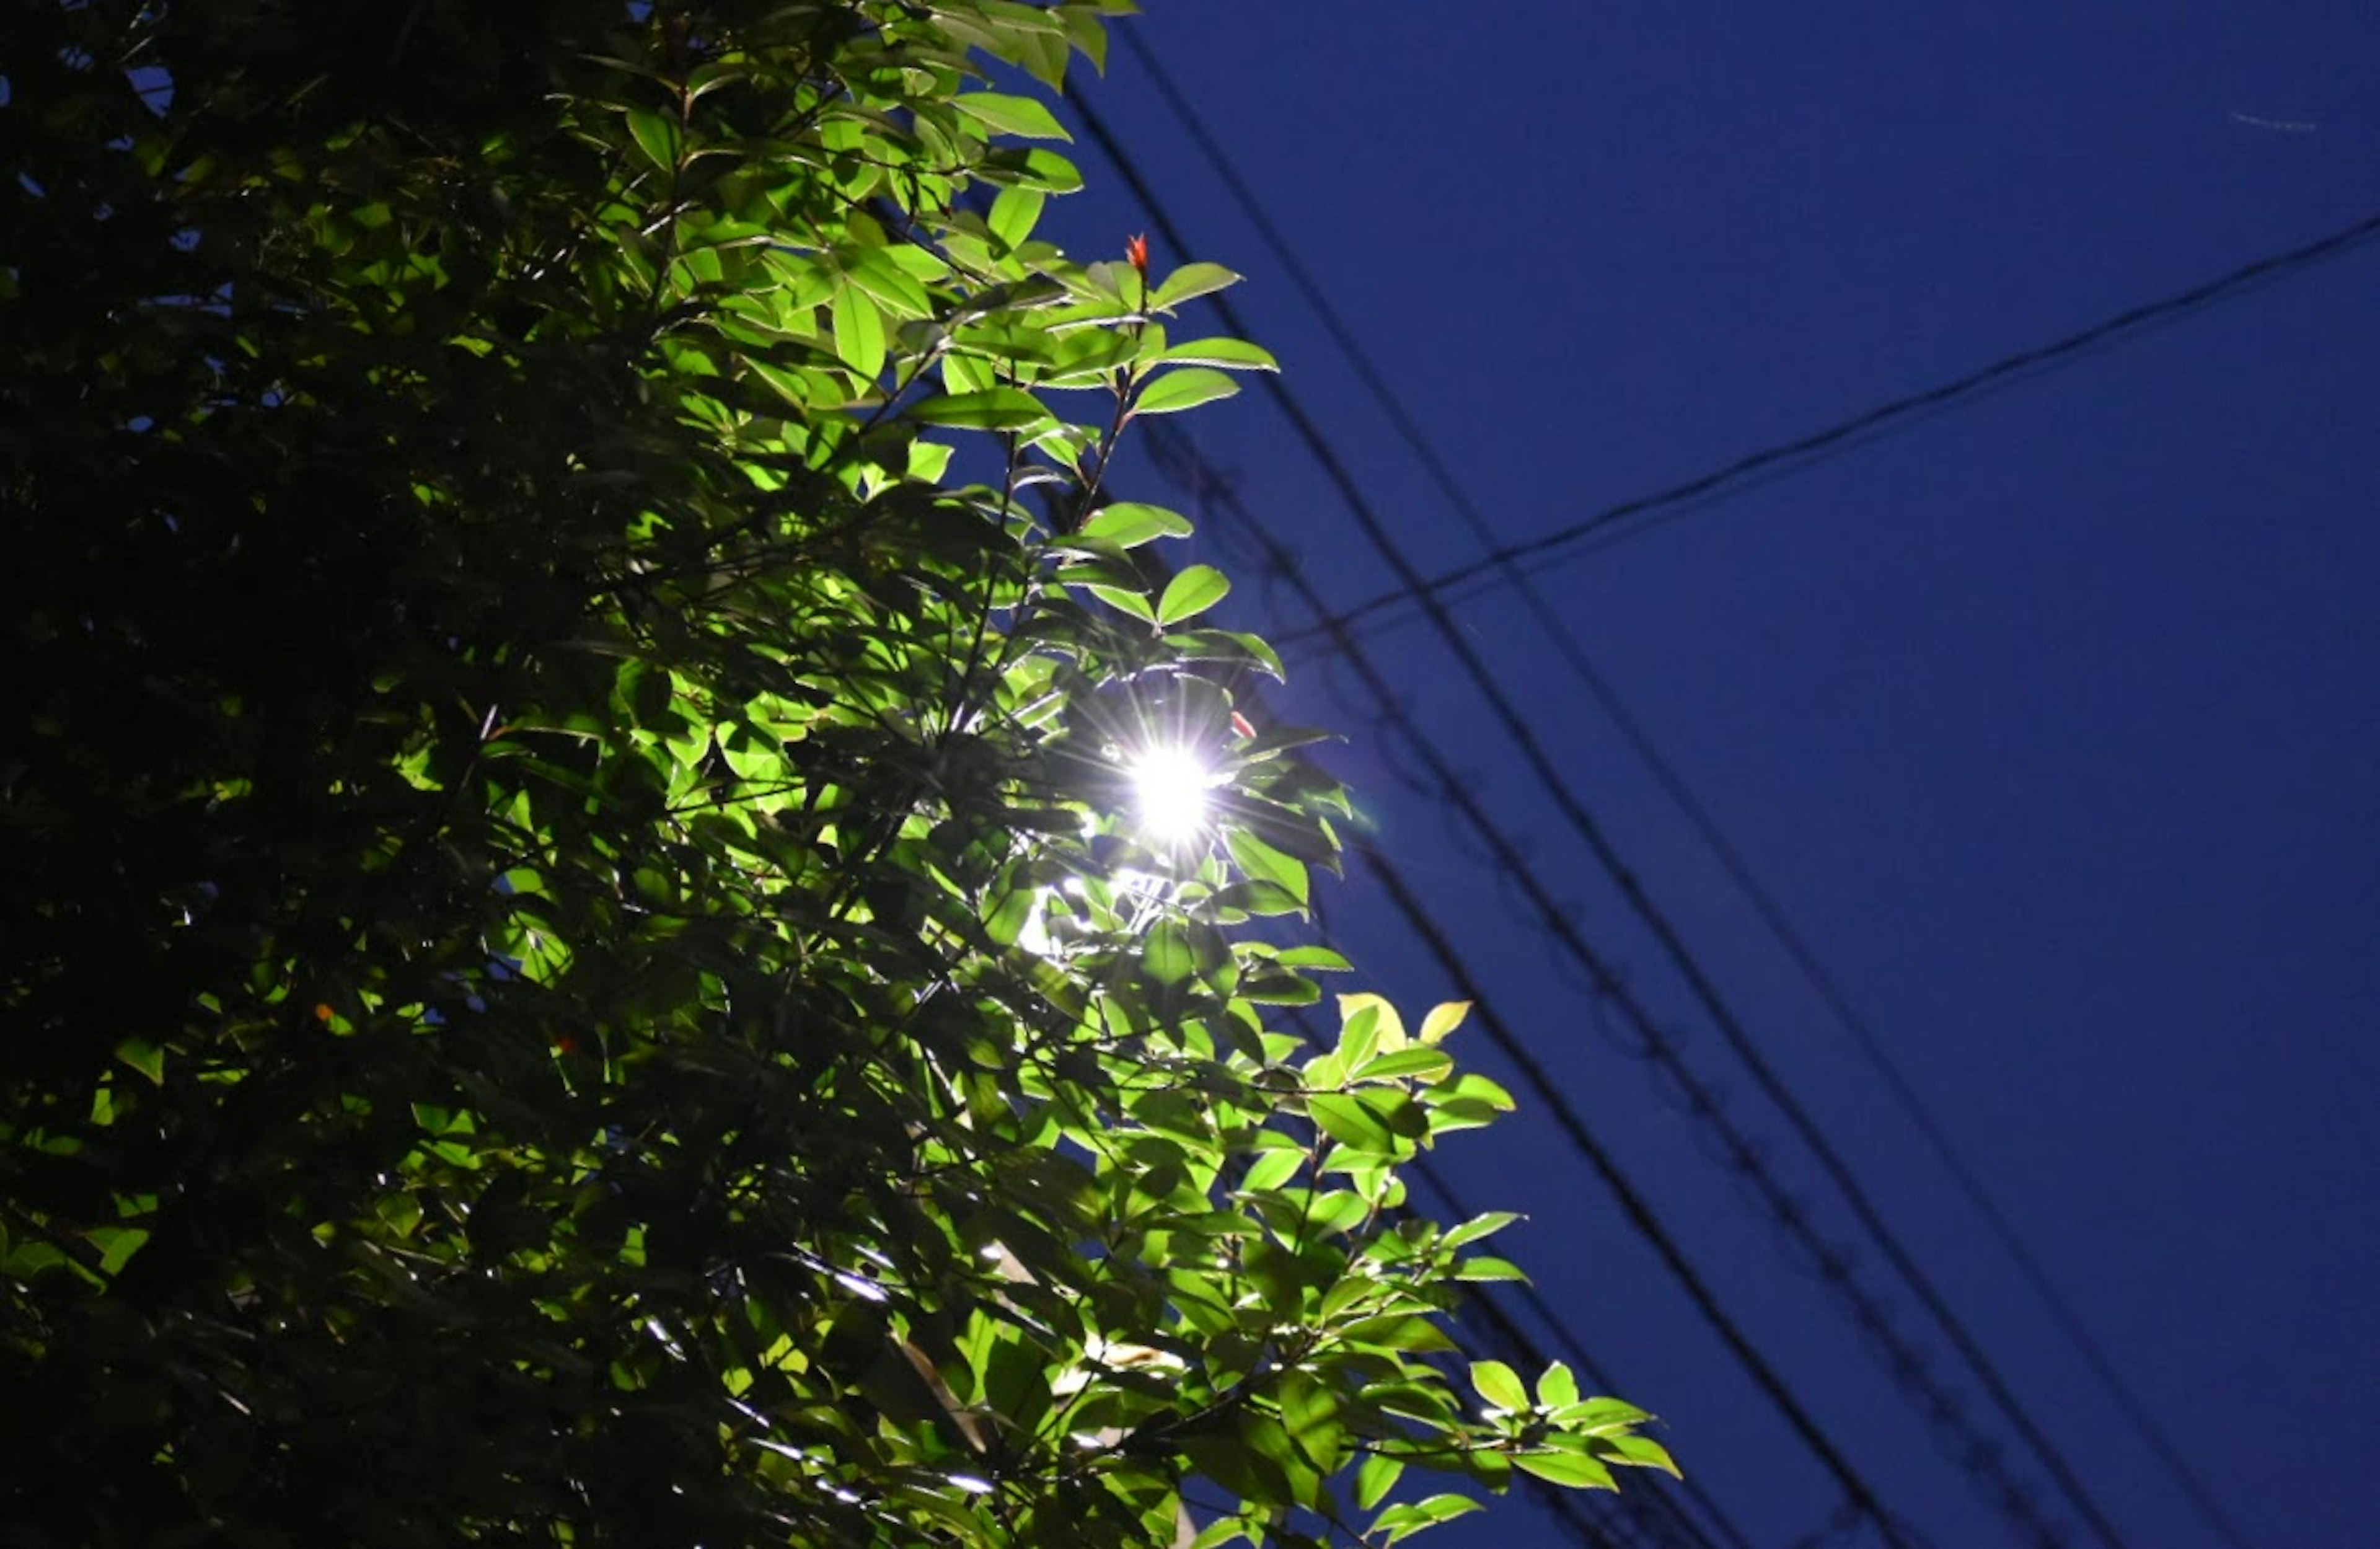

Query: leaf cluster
[0,4,1672,1545]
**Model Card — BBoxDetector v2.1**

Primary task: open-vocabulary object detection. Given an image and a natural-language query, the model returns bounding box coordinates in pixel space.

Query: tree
[0,4,1677,1544]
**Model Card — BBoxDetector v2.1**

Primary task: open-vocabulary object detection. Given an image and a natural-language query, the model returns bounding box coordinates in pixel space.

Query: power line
[1107,339,1922,1549]
[1352,835,1919,1549]
[1252,200,2380,648]
[1280,996,1755,1549]
[1131,428,1956,1548]
[1106,30,2262,1549]
[1408,1168,1757,1549]
[1071,97,2118,1548]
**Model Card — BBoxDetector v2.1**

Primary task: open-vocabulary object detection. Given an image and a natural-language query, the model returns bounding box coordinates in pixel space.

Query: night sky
[1038,5,2380,1545]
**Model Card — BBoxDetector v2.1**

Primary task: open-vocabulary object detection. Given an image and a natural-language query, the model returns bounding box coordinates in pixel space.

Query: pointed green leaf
[951,92,1072,141]
[1155,564,1230,626]
[1156,336,1279,371]
[1308,1093,1396,1156]
[987,186,1045,251]
[909,387,1048,430]
[1354,1046,1453,1085]
[1370,1493,1483,1546]
[844,247,934,319]
[1238,1146,1305,1194]
[1355,1452,1404,1511]
[1417,1000,1471,1045]
[1470,1359,1531,1413]
[1442,1211,1522,1250]
[1078,501,1192,549]
[1513,1447,1619,1491]
[1602,1433,1683,1476]
[1227,827,1308,905]
[1152,262,1243,308]
[1338,992,1408,1053]
[624,107,681,172]
[115,1038,165,1086]
[1144,920,1195,986]
[1084,583,1157,624]
[1452,1256,1528,1282]
[1554,1397,1657,1437]
[1133,367,1239,417]
[1538,1361,1582,1409]
[832,284,885,379]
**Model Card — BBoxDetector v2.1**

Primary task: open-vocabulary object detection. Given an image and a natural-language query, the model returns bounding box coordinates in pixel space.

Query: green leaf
[115,1038,165,1086]
[1370,1494,1483,1546]
[1308,1093,1396,1157]
[1470,1359,1531,1414]
[987,186,1045,251]
[1238,969,1322,1004]
[1226,827,1307,906]
[1338,992,1408,1053]
[1078,501,1192,548]
[88,1224,151,1277]
[1450,1256,1528,1282]
[1238,1146,1305,1194]
[1152,262,1244,309]
[1143,920,1196,986]
[1512,1447,1619,1491]
[1154,565,1230,627]
[1441,1211,1521,1250]
[1355,1452,1405,1511]
[1554,1397,1656,1437]
[1155,337,1280,371]
[951,92,1073,141]
[624,107,681,172]
[1601,1433,1683,1477]
[1417,1000,1472,1045]
[832,284,886,379]
[1084,583,1157,624]
[1354,1046,1452,1085]
[842,256,933,323]
[909,387,1049,430]
[1132,367,1240,417]
[1538,1361,1582,1409]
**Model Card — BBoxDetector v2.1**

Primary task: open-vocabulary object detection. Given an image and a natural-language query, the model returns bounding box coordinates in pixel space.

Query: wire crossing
[1083,42,2343,1544]
[1257,198,2380,649]
[1078,94,2105,1542]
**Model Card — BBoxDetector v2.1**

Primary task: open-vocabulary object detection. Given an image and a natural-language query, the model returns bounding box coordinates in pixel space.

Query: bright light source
[1128,745,1215,845]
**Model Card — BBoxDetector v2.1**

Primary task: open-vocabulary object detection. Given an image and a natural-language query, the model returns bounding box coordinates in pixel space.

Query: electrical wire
[1254,198,2380,649]
[1075,91,2107,1545]
[1353,835,1919,1549]
[1103,29,2264,1549]
[1279,994,1755,1549]
[1119,394,1949,1549]
[1404,1157,1758,1549]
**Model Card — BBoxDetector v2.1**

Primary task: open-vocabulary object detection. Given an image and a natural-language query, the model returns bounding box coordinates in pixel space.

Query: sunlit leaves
[0,3,1675,1547]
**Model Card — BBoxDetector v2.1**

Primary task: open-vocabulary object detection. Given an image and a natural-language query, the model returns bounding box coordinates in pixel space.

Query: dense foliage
[0,3,1676,1544]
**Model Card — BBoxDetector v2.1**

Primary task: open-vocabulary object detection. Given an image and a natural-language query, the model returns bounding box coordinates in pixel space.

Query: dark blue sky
[1042,5,2380,1545]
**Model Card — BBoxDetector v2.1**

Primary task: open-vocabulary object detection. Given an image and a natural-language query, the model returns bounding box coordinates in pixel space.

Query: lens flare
[1128,745,1215,845]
